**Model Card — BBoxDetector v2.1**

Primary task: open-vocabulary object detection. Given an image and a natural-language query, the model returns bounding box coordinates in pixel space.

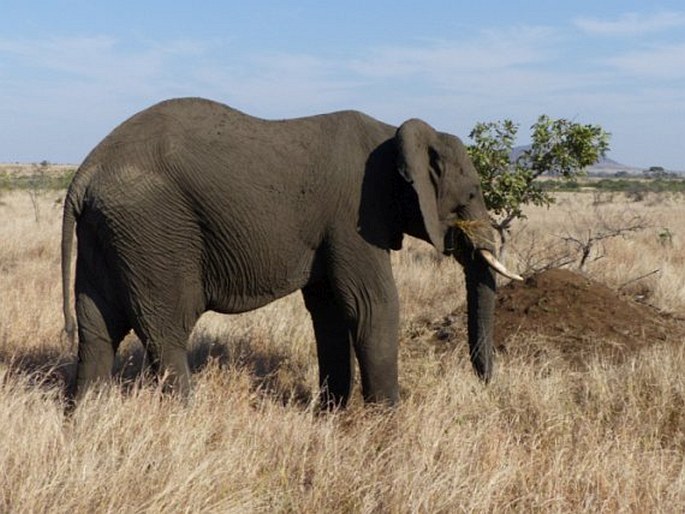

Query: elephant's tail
[61,166,91,346]
[61,189,78,346]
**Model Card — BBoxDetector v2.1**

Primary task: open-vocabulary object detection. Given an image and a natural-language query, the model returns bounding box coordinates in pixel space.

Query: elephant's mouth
[447,221,523,282]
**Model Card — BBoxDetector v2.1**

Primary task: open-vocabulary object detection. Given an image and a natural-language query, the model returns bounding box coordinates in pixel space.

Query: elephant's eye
[467,185,481,201]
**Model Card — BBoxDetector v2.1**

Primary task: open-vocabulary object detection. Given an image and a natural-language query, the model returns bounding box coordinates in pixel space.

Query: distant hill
[510,145,642,176]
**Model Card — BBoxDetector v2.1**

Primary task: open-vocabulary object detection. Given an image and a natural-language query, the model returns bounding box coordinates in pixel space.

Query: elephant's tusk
[479,249,523,281]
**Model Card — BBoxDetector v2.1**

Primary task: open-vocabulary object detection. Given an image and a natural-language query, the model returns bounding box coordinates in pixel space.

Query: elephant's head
[396,119,521,381]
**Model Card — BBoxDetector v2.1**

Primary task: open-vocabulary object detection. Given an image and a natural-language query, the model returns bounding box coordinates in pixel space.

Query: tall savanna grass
[1,188,684,512]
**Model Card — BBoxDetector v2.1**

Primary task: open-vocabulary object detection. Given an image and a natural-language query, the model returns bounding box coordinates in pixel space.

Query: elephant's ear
[396,119,444,253]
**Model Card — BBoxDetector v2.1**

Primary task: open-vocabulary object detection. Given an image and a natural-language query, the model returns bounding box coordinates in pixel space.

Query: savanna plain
[1,169,684,512]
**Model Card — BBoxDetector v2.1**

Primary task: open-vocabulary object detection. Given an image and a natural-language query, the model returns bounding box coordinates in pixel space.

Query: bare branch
[618,269,661,291]
[558,207,650,270]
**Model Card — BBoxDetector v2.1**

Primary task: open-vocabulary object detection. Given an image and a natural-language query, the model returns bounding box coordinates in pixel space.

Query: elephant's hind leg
[73,287,129,401]
[132,303,200,400]
[302,282,355,409]
[142,334,193,399]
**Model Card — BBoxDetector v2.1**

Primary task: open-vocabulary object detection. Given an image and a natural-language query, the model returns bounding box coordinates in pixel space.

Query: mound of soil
[494,269,684,363]
[427,269,684,366]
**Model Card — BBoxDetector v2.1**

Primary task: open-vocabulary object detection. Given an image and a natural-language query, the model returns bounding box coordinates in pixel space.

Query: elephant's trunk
[463,254,496,381]
[450,221,516,382]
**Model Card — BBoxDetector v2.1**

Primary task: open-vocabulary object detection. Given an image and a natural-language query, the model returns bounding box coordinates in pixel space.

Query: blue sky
[1,1,684,169]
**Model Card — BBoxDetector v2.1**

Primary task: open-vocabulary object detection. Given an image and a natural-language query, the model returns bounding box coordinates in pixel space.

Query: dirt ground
[430,269,685,367]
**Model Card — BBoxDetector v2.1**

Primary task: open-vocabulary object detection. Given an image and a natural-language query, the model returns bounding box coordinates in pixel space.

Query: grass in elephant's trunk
[453,218,524,283]
[452,218,496,251]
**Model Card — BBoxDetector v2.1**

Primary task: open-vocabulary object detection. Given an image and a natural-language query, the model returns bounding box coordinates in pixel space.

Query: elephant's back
[78,98,246,167]
[79,97,394,172]
[70,97,395,222]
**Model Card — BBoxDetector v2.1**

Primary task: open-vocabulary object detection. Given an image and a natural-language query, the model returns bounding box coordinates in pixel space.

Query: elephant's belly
[203,245,320,314]
[208,283,299,314]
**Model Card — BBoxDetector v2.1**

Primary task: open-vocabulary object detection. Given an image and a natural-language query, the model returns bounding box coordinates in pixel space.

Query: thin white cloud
[574,11,685,36]
[0,36,165,90]
[1,26,684,169]
[1,36,122,74]
[0,35,222,161]
[0,28,606,145]
[349,26,557,80]
[605,43,685,80]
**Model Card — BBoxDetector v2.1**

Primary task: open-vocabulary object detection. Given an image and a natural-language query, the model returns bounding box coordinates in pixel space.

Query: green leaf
[467,115,611,241]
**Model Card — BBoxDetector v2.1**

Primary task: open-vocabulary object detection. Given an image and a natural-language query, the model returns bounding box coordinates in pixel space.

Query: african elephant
[61,97,520,407]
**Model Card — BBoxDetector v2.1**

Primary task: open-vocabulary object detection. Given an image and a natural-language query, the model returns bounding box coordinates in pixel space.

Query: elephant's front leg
[331,253,400,406]
[135,312,195,400]
[145,341,192,398]
[351,296,400,405]
[302,282,355,409]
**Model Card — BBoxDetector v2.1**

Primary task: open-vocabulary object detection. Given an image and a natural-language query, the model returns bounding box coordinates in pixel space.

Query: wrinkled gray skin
[62,97,497,407]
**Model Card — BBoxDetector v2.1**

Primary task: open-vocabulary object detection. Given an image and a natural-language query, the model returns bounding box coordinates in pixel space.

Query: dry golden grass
[507,192,685,314]
[1,189,684,512]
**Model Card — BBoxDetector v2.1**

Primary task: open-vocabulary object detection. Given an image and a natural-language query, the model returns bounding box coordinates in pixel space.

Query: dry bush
[1,190,684,512]
[509,192,685,314]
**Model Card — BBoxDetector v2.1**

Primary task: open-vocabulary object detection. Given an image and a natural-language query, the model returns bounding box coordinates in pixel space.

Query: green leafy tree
[467,115,610,254]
